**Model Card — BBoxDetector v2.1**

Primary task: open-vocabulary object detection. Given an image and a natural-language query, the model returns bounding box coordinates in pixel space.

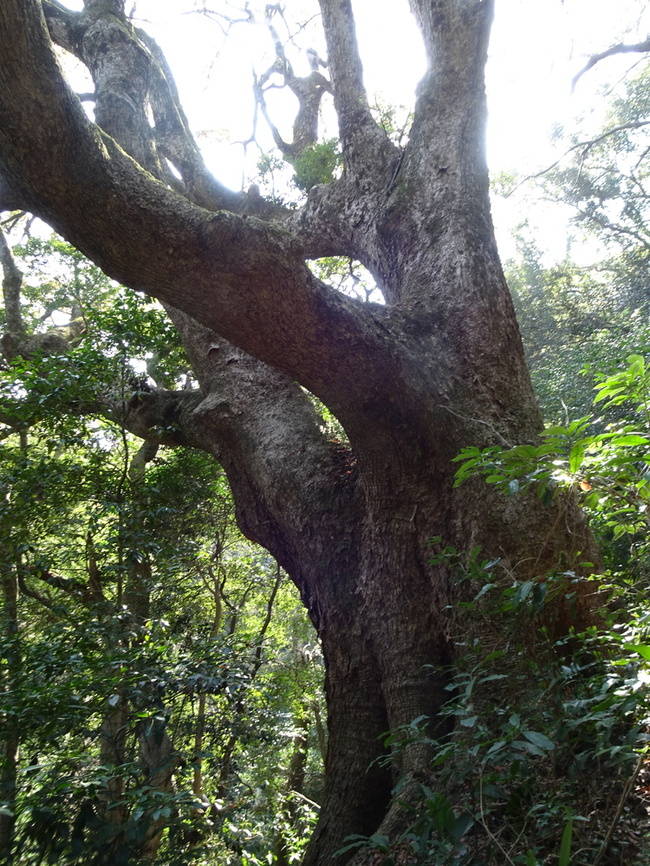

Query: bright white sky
[62,0,650,260]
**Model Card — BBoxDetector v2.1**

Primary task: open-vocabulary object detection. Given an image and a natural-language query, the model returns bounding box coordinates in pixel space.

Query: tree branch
[42,0,84,56]
[506,120,650,194]
[317,0,392,169]
[254,6,332,159]
[573,38,650,90]
[0,0,431,426]
[407,0,493,166]
[136,27,246,213]
[0,227,24,336]
[127,437,159,483]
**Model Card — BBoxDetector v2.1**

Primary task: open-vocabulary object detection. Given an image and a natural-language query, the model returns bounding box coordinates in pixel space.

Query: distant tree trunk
[216,565,282,796]
[0,552,19,864]
[137,717,179,861]
[97,697,130,833]
[193,569,222,803]
[274,716,309,866]
[96,439,181,860]
[0,1,600,863]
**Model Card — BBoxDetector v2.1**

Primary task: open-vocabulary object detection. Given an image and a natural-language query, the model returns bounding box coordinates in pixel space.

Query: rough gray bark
[0,1,598,863]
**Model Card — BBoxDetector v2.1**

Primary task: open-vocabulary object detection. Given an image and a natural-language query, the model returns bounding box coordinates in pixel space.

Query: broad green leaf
[522,730,555,751]
[569,442,585,474]
[624,643,650,660]
[511,739,546,757]
[608,434,649,446]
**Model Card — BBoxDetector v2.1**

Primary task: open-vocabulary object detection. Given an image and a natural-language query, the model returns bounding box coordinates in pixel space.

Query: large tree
[0,1,597,862]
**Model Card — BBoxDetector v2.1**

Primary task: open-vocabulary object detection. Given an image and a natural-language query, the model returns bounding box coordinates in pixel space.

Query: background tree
[501,57,650,422]
[0,1,608,863]
[0,235,324,865]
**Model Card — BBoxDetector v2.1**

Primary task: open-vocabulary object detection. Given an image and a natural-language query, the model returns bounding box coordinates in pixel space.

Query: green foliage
[253,139,342,203]
[308,256,382,303]
[0,234,324,865]
[502,65,650,423]
[342,358,650,865]
[339,582,647,865]
[455,354,650,588]
[289,138,341,193]
[369,101,413,148]
[545,62,650,252]
[504,231,650,421]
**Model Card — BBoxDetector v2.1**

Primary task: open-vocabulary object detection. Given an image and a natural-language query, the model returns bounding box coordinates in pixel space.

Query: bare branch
[136,28,245,212]
[24,564,91,601]
[250,7,332,161]
[576,207,650,249]
[573,38,650,90]
[506,120,650,194]
[127,437,159,483]
[17,572,56,610]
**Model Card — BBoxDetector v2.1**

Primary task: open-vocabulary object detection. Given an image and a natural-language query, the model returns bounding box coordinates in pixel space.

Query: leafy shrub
[339,356,650,865]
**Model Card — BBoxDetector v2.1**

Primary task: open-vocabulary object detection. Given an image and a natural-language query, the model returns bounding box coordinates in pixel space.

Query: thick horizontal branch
[0,0,423,424]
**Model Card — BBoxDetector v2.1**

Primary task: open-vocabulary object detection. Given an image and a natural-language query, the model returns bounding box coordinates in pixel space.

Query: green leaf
[569,442,585,474]
[559,817,573,866]
[511,739,544,756]
[522,730,555,751]
[473,582,496,601]
[484,739,507,757]
[608,434,649,446]
[624,643,650,660]
[513,581,535,604]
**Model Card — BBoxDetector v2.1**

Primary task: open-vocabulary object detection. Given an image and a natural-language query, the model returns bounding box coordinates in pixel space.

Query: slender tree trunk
[193,566,222,804]
[0,553,19,864]
[274,716,309,866]
[97,699,130,831]
[217,566,283,795]
[192,653,219,802]
[137,718,179,861]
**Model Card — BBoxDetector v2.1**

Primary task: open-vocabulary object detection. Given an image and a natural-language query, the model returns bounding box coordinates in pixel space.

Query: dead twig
[593,753,645,866]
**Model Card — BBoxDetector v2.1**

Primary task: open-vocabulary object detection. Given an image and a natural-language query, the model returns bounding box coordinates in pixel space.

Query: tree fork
[0,1,601,863]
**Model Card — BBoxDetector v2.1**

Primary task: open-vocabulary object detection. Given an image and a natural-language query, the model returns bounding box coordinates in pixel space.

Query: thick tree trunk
[0,2,601,864]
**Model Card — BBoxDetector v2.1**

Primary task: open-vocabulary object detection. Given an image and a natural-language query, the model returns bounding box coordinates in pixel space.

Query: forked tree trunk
[0,2,600,864]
